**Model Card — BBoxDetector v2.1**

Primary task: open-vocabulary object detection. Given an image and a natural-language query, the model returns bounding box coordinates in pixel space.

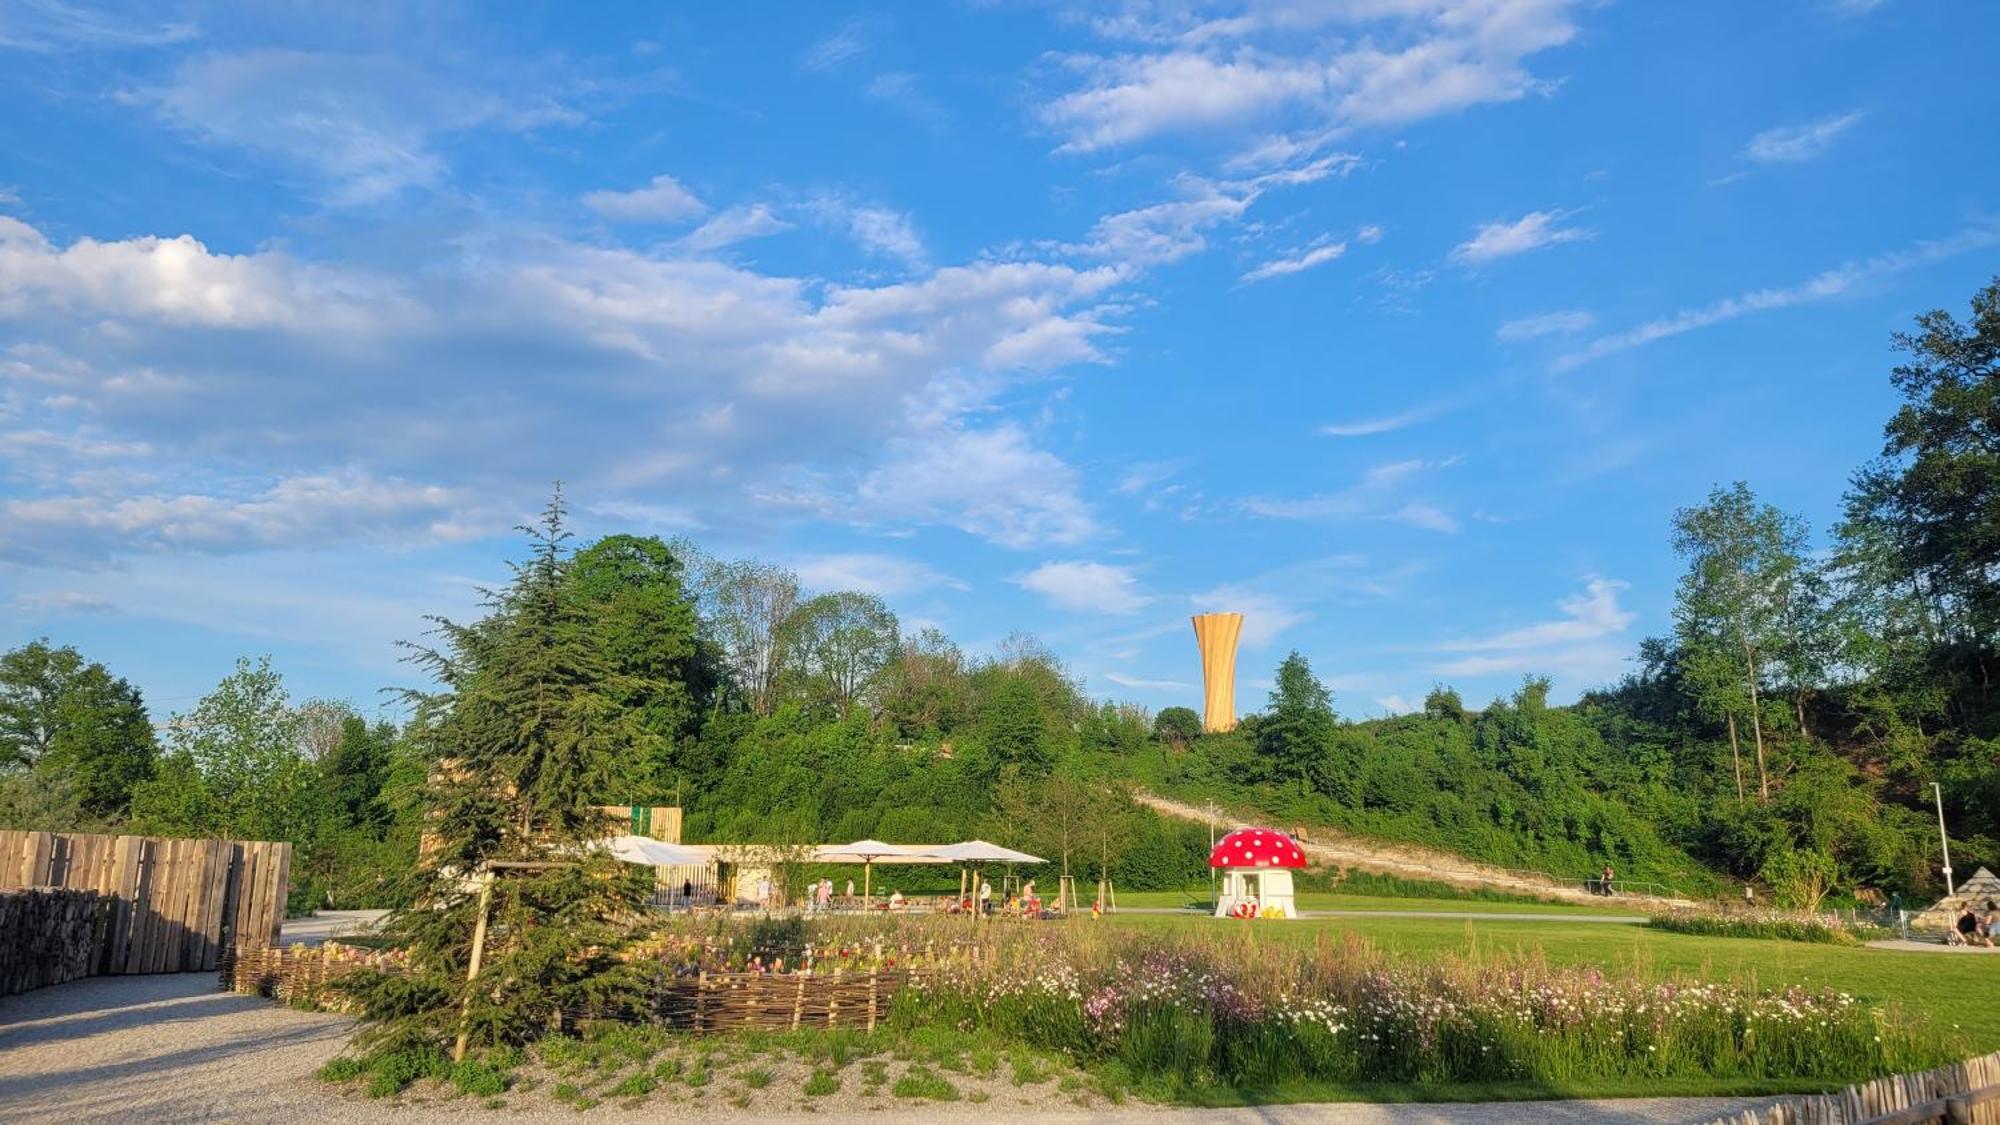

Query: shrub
[804,1068,840,1097]
[1649,909,1860,945]
[892,1065,959,1101]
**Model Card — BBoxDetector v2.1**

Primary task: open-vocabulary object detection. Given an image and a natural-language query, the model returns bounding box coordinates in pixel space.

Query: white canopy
[605,835,709,867]
[919,840,1046,865]
[813,839,949,864]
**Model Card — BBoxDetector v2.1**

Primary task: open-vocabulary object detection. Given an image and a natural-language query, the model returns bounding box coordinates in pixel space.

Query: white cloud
[1436,577,1633,652]
[583,175,708,223]
[856,423,1098,548]
[1496,309,1593,340]
[1,471,483,562]
[0,216,395,330]
[1319,403,1445,437]
[801,24,867,72]
[11,590,116,614]
[1243,459,1460,531]
[793,552,966,598]
[148,49,577,204]
[1427,577,1635,690]
[0,1,196,52]
[1554,224,2000,371]
[681,204,794,252]
[1743,112,1862,163]
[1104,672,1195,692]
[1241,240,1346,283]
[1376,694,1415,715]
[1450,210,1592,265]
[1040,1,1583,154]
[1015,560,1150,614]
[865,72,949,126]
[805,199,927,267]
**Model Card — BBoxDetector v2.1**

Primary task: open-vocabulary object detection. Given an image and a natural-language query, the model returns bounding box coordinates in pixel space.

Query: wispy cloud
[801,23,868,72]
[793,552,965,598]
[1554,223,2000,371]
[1318,402,1449,438]
[1743,111,1862,164]
[1015,560,1150,614]
[1428,577,1635,688]
[1496,310,1593,341]
[680,204,793,252]
[1243,459,1460,532]
[583,175,708,223]
[1450,210,1593,265]
[1241,239,1346,283]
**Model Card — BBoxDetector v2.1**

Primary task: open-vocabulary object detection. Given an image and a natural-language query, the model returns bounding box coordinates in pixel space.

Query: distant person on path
[1601,865,1615,896]
[980,879,993,915]
[846,878,855,899]
[681,878,694,907]
[1980,901,1999,948]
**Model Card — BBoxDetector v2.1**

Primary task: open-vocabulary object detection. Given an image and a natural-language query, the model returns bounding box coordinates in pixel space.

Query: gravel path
[0,973,1780,1124]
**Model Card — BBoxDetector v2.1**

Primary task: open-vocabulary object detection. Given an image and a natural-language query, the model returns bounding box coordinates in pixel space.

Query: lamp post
[1206,798,1218,903]
[1933,782,1954,897]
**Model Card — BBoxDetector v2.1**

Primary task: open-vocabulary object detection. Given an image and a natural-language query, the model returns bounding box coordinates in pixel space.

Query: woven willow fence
[1705,1050,2000,1125]
[221,943,909,1033]
[0,888,107,996]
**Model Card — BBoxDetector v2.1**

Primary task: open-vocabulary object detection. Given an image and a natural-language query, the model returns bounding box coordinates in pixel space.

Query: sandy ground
[0,972,1788,1125]
[1865,938,2000,953]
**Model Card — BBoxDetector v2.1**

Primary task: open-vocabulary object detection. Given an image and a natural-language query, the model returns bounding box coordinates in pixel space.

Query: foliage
[342,492,655,1052]
[1647,909,1860,946]
[1153,707,1201,748]
[0,640,157,826]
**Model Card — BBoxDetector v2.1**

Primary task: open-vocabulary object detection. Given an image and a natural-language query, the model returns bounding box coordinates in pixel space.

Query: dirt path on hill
[1134,791,1698,911]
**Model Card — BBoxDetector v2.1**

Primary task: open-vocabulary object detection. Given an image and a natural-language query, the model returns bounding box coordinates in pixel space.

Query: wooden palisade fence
[0,830,291,978]
[1706,1050,2000,1125]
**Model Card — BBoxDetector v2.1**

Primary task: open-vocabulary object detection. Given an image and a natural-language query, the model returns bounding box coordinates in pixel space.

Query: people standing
[1600,864,1616,896]
[979,879,992,915]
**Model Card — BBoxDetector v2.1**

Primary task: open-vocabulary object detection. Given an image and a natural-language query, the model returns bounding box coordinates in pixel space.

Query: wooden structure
[1704,1050,2000,1125]
[0,888,105,996]
[222,943,908,1036]
[1191,612,1243,733]
[0,830,291,975]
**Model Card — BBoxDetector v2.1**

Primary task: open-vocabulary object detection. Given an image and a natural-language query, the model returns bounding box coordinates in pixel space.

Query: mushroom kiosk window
[1208,827,1305,919]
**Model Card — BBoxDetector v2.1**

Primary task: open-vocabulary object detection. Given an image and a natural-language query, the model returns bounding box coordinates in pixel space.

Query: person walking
[1600,864,1616,897]
[979,879,993,915]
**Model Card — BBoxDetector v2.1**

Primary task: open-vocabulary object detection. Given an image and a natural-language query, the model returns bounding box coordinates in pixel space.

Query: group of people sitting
[1948,899,1999,946]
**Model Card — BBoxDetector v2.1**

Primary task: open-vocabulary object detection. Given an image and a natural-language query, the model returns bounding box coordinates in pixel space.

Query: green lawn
[1104,912,2000,1058]
[1114,890,1641,916]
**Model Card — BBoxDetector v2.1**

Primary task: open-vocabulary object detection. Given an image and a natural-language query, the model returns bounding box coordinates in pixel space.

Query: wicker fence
[1705,1050,2000,1125]
[220,943,908,1033]
[0,888,107,997]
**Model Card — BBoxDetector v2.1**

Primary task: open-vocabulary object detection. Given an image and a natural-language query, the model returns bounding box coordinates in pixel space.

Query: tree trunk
[1794,693,1810,742]
[1726,712,1745,802]
[1742,641,1770,801]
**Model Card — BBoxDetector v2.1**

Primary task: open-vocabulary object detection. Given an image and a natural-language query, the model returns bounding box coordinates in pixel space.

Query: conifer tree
[344,490,653,1054]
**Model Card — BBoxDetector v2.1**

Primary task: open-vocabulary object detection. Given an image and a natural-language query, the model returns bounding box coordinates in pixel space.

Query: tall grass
[1648,909,1862,946]
[894,924,1954,1096]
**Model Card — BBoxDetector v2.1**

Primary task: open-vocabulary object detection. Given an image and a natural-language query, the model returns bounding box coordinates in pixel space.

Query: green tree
[0,640,157,823]
[778,591,899,715]
[569,534,721,793]
[1152,706,1202,749]
[1671,483,1818,802]
[349,492,654,1053]
[136,656,315,843]
[1844,277,2000,647]
[1257,652,1337,784]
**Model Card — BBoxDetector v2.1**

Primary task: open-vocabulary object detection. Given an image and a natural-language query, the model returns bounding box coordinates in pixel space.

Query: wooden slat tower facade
[0,830,291,974]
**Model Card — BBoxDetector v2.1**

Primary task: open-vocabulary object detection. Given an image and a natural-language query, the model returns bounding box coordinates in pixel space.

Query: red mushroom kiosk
[1209,827,1305,919]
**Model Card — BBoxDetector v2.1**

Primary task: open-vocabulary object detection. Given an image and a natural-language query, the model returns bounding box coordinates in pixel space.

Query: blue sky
[2,1,1997,724]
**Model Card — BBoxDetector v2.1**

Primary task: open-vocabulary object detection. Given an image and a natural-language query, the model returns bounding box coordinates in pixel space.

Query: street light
[1934,782,1954,897]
